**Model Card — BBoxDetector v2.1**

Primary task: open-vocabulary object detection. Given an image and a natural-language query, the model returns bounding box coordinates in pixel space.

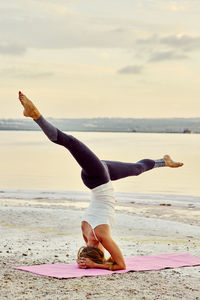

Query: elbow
[110,262,126,271]
[119,263,126,270]
[122,264,126,270]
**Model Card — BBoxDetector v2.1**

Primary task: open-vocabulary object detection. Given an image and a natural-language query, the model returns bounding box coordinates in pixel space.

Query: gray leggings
[35,116,156,189]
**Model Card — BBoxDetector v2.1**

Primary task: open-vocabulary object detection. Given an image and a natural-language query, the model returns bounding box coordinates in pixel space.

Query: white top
[83,181,116,229]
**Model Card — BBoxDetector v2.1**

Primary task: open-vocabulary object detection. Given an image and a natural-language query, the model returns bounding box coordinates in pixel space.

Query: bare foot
[163,155,183,168]
[18,91,41,120]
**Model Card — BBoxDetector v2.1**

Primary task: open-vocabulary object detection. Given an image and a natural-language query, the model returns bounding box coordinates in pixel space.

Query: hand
[77,257,95,269]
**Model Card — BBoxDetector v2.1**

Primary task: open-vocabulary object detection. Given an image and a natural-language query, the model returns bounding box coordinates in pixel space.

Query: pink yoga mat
[14,253,200,279]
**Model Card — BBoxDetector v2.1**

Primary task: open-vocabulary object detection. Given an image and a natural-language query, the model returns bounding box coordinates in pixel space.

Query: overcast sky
[1,0,200,118]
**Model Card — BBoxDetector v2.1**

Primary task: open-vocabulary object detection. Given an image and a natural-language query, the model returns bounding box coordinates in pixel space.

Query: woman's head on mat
[77,246,105,264]
[77,246,114,265]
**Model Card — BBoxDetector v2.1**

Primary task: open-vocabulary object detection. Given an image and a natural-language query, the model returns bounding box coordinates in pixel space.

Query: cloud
[136,34,200,62]
[118,65,143,74]
[155,1,187,12]
[148,0,200,12]
[0,13,136,50]
[28,0,74,16]
[0,67,54,79]
[137,34,200,52]
[0,42,27,55]
[22,71,54,79]
[0,0,199,64]
[160,35,200,51]
[0,1,155,51]
[149,50,188,62]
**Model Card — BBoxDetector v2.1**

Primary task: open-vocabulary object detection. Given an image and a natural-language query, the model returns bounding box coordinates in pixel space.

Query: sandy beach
[0,196,200,300]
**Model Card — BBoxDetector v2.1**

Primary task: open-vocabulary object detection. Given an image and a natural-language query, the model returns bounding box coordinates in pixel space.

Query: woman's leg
[18,92,183,187]
[18,92,110,189]
[102,159,155,181]
[102,156,183,181]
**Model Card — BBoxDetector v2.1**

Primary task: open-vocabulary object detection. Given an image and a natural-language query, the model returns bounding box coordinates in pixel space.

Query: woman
[18,91,183,271]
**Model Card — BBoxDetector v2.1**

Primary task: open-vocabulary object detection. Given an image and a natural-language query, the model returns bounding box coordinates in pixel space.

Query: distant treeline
[0,117,199,133]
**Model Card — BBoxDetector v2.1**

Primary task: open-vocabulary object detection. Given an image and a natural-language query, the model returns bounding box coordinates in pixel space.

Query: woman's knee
[136,159,155,173]
[134,164,144,176]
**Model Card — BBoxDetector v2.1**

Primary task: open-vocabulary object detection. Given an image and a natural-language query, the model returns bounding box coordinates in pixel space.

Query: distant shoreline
[0,128,198,134]
[0,117,199,133]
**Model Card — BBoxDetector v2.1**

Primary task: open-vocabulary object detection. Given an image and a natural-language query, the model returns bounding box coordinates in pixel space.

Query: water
[0,131,199,204]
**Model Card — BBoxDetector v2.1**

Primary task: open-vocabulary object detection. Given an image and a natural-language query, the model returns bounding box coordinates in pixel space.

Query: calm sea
[0,131,199,204]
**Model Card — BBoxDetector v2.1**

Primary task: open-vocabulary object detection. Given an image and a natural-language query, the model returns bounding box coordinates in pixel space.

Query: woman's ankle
[32,111,41,120]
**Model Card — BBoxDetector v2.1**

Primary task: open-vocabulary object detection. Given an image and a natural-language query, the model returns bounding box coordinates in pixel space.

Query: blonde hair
[77,246,114,265]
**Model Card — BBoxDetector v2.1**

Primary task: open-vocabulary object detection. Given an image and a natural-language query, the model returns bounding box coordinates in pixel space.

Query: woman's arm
[96,225,126,270]
[77,256,124,271]
[100,236,126,270]
[77,257,112,270]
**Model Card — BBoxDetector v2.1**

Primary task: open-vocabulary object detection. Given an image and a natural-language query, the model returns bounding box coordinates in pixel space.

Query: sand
[0,196,200,300]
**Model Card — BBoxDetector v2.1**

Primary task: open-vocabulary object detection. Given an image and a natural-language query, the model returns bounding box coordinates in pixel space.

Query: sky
[1,0,200,118]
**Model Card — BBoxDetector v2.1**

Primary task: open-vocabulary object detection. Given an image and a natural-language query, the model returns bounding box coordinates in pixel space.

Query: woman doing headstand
[18,91,183,271]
